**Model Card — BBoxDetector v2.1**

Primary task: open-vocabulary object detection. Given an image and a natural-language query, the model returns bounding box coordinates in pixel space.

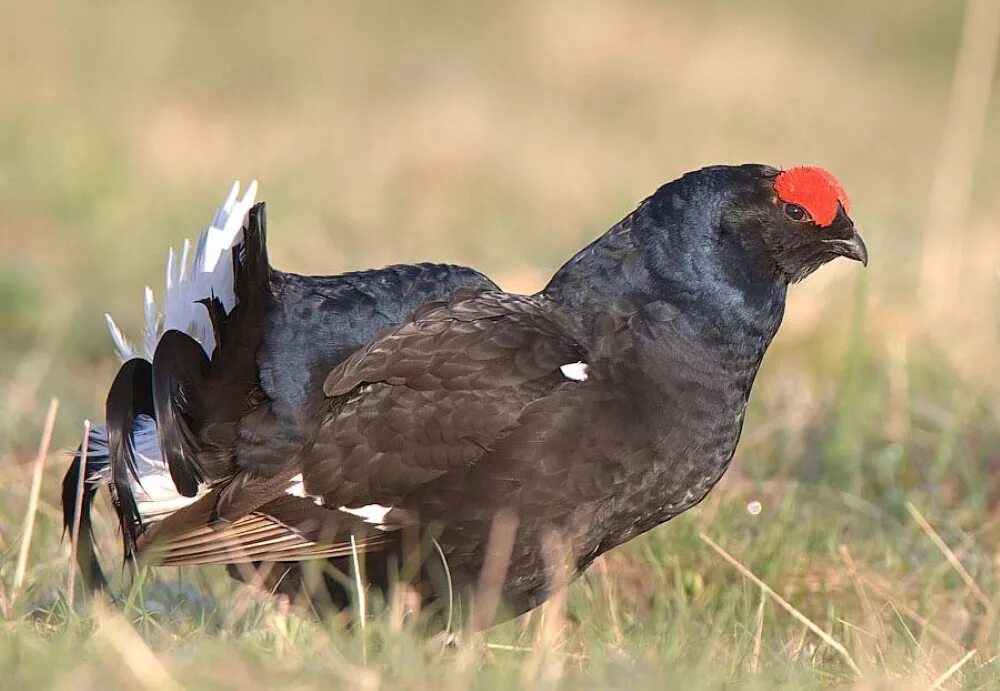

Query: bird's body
[65,163,866,626]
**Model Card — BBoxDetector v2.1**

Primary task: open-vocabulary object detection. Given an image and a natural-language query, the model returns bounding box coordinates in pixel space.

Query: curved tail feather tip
[104,180,259,363]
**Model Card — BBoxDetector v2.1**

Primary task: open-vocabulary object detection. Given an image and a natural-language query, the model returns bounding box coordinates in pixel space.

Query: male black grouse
[64,164,866,625]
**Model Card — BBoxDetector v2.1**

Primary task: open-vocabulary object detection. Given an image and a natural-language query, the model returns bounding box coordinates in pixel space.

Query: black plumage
[104,358,155,560]
[65,164,866,625]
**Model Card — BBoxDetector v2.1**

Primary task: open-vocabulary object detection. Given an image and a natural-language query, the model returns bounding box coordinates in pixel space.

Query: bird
[64,163,866,628]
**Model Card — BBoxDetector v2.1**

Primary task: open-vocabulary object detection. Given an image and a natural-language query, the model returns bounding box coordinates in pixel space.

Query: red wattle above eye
[774,167,849,228]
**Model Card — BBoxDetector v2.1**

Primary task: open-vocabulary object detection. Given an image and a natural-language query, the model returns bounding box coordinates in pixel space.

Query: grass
[2,0,1000,688]
[5,416,1000,689]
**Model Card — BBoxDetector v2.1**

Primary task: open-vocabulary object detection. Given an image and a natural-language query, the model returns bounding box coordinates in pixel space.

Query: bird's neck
[541,198,788,373]
[542,196,789,534]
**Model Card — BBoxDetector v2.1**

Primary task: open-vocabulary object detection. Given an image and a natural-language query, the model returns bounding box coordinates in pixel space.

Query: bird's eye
[783,203,810,222]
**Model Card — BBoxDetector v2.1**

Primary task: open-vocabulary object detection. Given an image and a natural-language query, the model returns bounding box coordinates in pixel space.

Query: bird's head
[710,164,867,283]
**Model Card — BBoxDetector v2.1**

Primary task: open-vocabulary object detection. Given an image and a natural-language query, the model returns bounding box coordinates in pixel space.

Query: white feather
[286,477,397,526]
[284,473,323,506]
[133,463,203,520]
[82,416,205,523]
[142,286,158,358]
[93,183,261,523]
[560,362,589,381]
[104,313,134,361]
[285,473,307,497]
[179,239,191,282]
[106,180,259,361]
[135,448,315,522]
[338,504,394,525]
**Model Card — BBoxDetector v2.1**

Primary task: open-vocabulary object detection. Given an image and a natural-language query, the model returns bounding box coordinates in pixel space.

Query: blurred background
[1,0,998,453]
[1,0,999,685]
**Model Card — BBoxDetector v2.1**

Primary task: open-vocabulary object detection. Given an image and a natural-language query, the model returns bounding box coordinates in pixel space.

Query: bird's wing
[301,291,589,506]
[133,292,590,568]
[138,492,388,566]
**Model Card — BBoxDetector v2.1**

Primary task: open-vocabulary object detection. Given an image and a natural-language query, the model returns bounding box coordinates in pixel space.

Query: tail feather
[62,426,111,592]
[105,359,155,560]
[157,179,259,356]
[151,330,211,496]
[104,313,135,362]
[152,202,273,495]
[101,180,258,363]
[64,180,268,593]
[63,414,208,594]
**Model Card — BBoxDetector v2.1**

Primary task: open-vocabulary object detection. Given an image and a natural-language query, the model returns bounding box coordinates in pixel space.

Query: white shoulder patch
[560,361,589,381]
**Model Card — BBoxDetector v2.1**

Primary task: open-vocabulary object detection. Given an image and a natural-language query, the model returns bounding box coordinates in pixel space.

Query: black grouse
[65,164,866,626]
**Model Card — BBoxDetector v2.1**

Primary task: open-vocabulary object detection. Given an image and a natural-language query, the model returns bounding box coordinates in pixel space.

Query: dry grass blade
[864,581,963,654]
[750,586,766,675]
[930,647,977,689]
[593,556,624,646]
[12,398,59,599]
[522,530,571,686]
[94,600,181,691]
[468,510,518,633]
[66,419,90,609]
[222,549,281,634]
[350,534,367,632]
[838,544,885,663]
[431,538,454,633]
[698,532,863,677]
[485,643,587,660]
[906,502,991,608]
[452,512,518,691]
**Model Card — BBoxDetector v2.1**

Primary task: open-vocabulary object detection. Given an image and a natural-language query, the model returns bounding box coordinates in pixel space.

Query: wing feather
[139,494,386,566]
[305,293,587,505]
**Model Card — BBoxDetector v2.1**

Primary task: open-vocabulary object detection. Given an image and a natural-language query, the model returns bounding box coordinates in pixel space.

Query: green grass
[5,382,1000,689]
[2,0,1000,688]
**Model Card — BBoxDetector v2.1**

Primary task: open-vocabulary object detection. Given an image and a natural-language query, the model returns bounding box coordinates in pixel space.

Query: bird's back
[259,264,498,422]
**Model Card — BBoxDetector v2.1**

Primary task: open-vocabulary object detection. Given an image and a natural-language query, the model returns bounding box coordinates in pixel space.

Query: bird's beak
[825,228,868,266]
